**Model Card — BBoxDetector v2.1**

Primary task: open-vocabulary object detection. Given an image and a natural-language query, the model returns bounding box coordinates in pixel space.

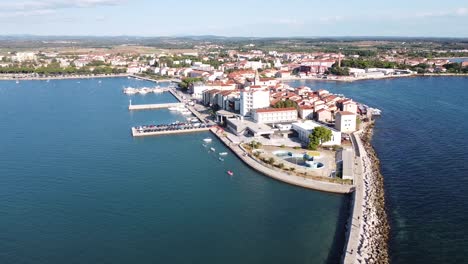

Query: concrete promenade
[128,102,184,110]
[167,88,208,124]
[210,127,354,194]
[342,132,365,263]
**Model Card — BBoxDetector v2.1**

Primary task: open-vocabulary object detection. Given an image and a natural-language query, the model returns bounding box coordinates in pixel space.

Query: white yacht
[203,138,212,143]
[138,88,150,95]
[123,87,138,95]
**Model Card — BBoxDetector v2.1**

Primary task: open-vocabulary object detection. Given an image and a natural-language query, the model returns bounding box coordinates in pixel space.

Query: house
[340,100,358,114]
[253,107,298,124]
[316,109,332,122]
[275,70,291,79]
[292,121,341,146]
[335,111,357,133]
[299,106,314,119]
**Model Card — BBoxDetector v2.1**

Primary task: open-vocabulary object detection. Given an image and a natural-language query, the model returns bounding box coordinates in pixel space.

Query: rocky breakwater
[357,122,390,264]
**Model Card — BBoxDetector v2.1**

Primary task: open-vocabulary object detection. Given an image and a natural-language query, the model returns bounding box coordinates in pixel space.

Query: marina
[123,86,168,95]
[131,122,213,137]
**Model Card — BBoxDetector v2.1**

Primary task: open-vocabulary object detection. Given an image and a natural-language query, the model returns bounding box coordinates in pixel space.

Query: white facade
[13,52,36,62]
[292,121,341,146]
[240,87,270,116]
[191,83,212,99]
[335,112,356,133]
[253,108,298,124]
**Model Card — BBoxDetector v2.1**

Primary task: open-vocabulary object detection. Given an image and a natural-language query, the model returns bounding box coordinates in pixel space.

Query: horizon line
[1,34,468,40]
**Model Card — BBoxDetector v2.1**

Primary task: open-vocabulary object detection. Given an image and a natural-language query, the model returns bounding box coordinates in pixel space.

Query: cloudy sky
[1,0,467,37]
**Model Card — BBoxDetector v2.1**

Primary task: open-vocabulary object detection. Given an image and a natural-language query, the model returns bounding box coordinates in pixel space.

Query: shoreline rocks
[357,122,390,263]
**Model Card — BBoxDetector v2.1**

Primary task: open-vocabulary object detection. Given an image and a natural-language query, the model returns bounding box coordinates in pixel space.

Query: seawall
[343,123,389,264]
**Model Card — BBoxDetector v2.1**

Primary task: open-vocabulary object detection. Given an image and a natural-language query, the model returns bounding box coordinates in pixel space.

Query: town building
[252,107,298,124]
[13,52,36,62]
[335,111,357,133]
[240,86,270,116]
[292,121,341,146]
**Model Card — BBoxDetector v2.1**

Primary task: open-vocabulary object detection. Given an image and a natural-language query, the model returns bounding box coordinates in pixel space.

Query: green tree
[273,99,298,109]
[178,77,203,91]
[308,126,332,150]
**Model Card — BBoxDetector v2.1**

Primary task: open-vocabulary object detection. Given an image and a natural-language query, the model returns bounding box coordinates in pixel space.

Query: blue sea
[0,78,348,264]
[288,77,468,263]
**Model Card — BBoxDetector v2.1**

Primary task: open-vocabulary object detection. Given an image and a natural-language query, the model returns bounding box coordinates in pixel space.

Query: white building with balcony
[240,87,270,116]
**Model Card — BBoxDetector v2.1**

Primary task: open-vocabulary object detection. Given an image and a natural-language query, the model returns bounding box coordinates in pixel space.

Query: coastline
[281,73,468,83]
[345,123,390,264]
[0,73,129,81]
[0,73,174,82]
[210,127,354,194]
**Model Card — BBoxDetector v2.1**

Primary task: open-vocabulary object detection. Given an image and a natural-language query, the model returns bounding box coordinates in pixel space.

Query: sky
[0,0,467,37]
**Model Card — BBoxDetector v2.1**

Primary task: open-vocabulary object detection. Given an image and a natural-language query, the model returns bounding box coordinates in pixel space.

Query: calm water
[0,78,348,264]
[448,57,468,63]
[289,77,468,263]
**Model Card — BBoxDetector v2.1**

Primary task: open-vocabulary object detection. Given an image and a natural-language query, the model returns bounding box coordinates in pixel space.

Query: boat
[227,170,234,176]
[219,152,228,156]
[180,110,192,115]
[218,157,224,162]
[123,87,139,94]
[152,88,163,93]
[203,138,212,143]
[210,147,216,152]
[16,80,19,84]
[202,143,207,148]
[138,88,150,95]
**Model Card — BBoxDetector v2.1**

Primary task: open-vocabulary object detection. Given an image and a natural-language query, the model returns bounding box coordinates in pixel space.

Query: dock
[128,102,184,110]
[132,123,212,137]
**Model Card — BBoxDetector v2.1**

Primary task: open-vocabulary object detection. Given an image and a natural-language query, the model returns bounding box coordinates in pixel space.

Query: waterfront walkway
[210,127,354,194]
[342,132,365,264]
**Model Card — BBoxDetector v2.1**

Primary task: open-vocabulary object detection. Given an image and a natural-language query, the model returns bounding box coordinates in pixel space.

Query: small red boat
[227,170,234,176]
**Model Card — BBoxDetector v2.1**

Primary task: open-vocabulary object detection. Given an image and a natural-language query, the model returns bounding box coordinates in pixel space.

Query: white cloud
[0,0,125,20]
[0,0,124,11]
[456,7,468,16]
[413,7,468,18]
[277,18,304,26]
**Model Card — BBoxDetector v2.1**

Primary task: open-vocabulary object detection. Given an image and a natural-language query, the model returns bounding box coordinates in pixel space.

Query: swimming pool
[273,151,324,169]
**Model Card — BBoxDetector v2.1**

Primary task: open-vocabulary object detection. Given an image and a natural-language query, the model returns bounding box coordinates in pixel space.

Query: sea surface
[288,77,468,264]
[0,78,348,264]
[448,57,468,63]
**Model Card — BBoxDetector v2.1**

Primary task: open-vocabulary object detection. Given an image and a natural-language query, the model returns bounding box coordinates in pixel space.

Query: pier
[132,123,212,137]
[128,102,184,110]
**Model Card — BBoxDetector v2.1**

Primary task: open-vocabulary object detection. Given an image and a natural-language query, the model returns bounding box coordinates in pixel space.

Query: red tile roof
[256,107,297,113]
